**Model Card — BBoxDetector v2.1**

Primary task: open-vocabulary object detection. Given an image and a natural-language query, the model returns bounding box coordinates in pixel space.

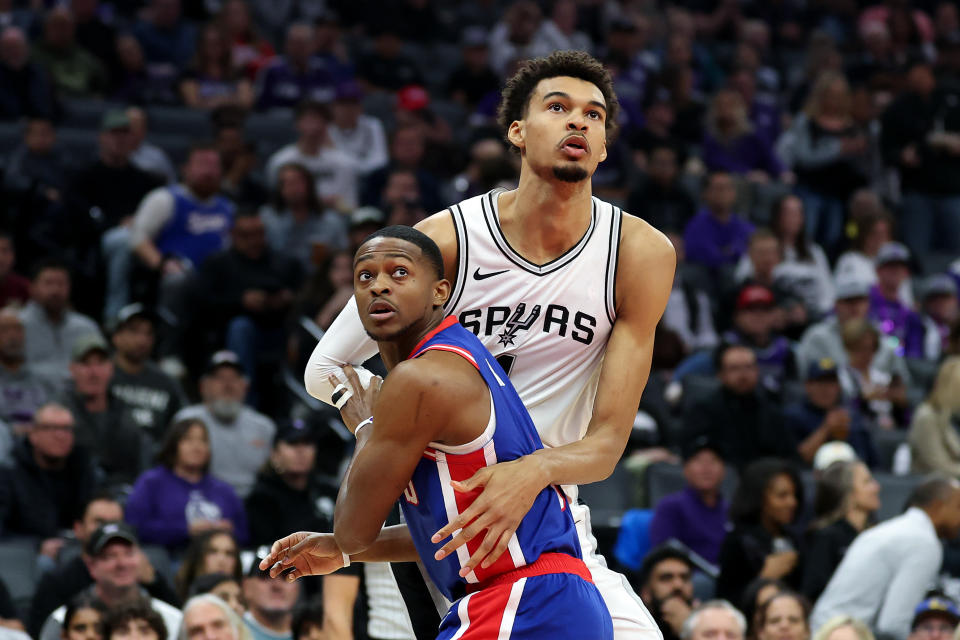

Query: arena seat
[146,105,212,139]
[875,472,922,522]
[578,462,639,528]
[0,536,39,616]
[62,98,120,130]
[906,358,939,395]
[870,428,908,473]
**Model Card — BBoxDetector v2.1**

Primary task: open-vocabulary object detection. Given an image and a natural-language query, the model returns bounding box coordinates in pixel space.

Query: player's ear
[507,120,525,151]
[434,279,451,307]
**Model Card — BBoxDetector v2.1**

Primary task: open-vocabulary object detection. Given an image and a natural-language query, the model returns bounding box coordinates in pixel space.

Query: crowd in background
[2,0,960,639]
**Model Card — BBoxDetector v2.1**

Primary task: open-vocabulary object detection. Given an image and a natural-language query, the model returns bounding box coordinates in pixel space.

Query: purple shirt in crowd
[701,131,784,176]
[683,209,754,269]
[125,466,249,549]
[868,286,925,358]
[649,487,729,564]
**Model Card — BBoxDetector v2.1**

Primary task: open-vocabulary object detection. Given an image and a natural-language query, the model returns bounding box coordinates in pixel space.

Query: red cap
[397,85,430,111]
[736,284,775,310]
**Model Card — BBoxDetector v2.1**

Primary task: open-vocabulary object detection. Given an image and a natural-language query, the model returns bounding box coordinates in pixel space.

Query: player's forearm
[304,295,380,403]
[349,525,419,563]
[529,424,630,486]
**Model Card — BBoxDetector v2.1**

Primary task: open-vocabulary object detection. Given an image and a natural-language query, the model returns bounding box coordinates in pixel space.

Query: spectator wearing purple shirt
[255,23,337,111]
[126,417,248,553]
[684,171,755,269]
[701,88,784,179]
[868,243,924,358]
[649,436,729,565]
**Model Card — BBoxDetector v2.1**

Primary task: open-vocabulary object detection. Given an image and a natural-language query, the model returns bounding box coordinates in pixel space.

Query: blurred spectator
[356,23,424,92]
[906,596,960,640]
[18,259,101,388]
[289,599,325,640]
[735,229,782,289]
[4,117,71,221]
[717,459,803,604]
[811,616,875,640]
[57,595,104,640]
[909,358,960,476]
[868,243,924,358]
[194,212,302,394]
[683,600,747,640]
[39,523,182,640]
[328,81,389,176]
[255,23,336,110]
[0,232,28,308]
[245,419,333,547]
[769,195,835,317]
[214,120,267,211]
[299,248,355,332]
[810,477,960,640]
[798,275,910,386]
[801,460,880,601]
[185,574,245,617]
[446,27,500,111]
[259,163,348,274]
[71,0,118,77]
[242,561,300,640]
[108,304,186,442]
[919,276,959,360]
[0,0,33,33]
[60,334,147,484]
[0,26,57,120]
[125,418,248,554]
[380,168,429,227]
[882,61,960,256]
[312,11,353,83]
[781,72,870,252]
[174,351,275,498]
[126,108,176,185]
[662,243,720,354]
[174,531,241,604]
[684,171,754,270]
[786,359,874,467]
[682,344,796,469]
[649,436,729,565]
[755,592,810,640]
[71,109,164,322]
[835,211,914,308]
[0,306,55,426]
[132,0,197,72]
[628,144,697,235]
[101,598,167,640]
[266,101,359,212]
[629,89,682,171]
[181,593,245,640]
[637,546,696,640]
[702,88,784,180]
[742,578,790,638]
[722,284,798,393]
[729,67,780,146]
[110,34,177,106]
[839,318,908,430]
[362,124,443,214]
[180,25,254,111]
[216,0,274,80]
[0,403,94,542]
[32,7,107,98]
[488,1,555,77]
[541,0,591,53]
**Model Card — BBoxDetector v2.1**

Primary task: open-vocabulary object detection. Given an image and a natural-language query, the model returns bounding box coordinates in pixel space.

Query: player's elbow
[333,525,375,556]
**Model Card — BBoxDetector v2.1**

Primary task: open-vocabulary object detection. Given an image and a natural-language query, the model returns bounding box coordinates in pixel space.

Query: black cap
[86,522,138,556]
[274,418,317,446]
[114,303,158,331]
[682,435,724,462]
[204,350,245,376]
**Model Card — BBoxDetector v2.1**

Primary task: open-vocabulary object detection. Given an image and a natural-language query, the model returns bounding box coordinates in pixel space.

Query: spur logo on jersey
[459,304,596,346]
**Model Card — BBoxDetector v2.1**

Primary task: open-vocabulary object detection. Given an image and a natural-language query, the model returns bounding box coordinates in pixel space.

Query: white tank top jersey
[445,188,622,461]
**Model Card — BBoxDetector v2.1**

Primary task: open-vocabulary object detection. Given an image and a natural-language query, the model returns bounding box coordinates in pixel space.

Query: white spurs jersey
[445,188,622,452]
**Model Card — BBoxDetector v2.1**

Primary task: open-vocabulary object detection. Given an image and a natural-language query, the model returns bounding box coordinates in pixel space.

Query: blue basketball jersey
[155,185,234,268]
[399,316,582,602]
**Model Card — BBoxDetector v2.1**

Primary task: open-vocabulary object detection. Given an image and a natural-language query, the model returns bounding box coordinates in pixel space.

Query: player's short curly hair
[497,50,620,148]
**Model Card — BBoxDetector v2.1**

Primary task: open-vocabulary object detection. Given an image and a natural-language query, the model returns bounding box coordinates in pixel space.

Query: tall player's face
[353,237,449,342]
[510,76,608,183]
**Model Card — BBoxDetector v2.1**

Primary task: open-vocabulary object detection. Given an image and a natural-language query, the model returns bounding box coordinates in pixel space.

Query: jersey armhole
[444,204,468,313]
[604,205,623,325]
[428,389,496,455]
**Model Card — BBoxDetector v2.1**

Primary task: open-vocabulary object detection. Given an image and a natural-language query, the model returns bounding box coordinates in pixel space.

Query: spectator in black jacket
[0,403,94,545]
[628,144,697,235]
[0,27,57,120]
[682,344,797,470]
[244,419,334,547]
[800,460,880,602]
[717,458,804,605]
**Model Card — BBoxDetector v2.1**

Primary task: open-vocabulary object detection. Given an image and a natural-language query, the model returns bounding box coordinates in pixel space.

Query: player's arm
[432,217,676,568]
[303,211,459,403]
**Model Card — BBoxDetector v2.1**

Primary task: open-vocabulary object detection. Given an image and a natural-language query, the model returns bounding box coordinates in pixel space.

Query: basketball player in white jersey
[305,51,675,639]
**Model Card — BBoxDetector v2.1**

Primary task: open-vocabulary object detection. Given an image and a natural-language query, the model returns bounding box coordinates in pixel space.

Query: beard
[364,318,418,343]
[210,399,243,422]
[552,164,589,183]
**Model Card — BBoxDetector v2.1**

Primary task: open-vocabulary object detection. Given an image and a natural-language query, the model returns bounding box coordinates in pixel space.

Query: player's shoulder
[617,209,676,266]
[388,350,484,401]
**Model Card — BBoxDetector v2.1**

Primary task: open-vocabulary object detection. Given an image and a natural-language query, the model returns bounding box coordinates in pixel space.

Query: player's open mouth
[368,300,397,321]
[559,135,588,159]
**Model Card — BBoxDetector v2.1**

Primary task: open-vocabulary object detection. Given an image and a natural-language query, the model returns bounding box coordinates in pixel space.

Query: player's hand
[431,455,549,576]
[258,532,346,582]
[329,365,382,434]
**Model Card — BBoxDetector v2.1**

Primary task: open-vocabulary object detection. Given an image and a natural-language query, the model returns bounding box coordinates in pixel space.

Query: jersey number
[496,354,516,377]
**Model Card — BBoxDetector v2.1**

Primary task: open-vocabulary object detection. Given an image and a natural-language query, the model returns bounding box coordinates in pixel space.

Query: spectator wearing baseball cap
[785,358,875,467]
[109,303,186,443]
[446,27,500,110]
[868,243,925,358]
[328,80,389,176]
[38,523,182,640]
[909,595,960,640]
[173,351,275,498]
[724,284,797,393]
[918,275,959,360]
[648,436,729,565]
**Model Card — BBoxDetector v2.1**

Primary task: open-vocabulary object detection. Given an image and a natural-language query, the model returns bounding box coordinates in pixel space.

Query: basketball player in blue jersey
[304,51,675,639]
[260,225,613,639]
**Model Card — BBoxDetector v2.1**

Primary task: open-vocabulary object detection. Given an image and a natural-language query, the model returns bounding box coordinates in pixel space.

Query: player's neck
[378,308,447,371]
[498,171,593,263]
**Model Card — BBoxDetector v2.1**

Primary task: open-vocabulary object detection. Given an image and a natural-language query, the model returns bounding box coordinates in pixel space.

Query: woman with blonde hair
[812,616,875,640]
[909,357,960,475]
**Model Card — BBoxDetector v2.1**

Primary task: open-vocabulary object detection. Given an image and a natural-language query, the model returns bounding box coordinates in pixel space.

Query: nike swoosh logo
[473,268,509,281]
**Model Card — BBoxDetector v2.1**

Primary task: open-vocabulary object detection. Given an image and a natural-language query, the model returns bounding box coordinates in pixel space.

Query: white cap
[813,441,858,471]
